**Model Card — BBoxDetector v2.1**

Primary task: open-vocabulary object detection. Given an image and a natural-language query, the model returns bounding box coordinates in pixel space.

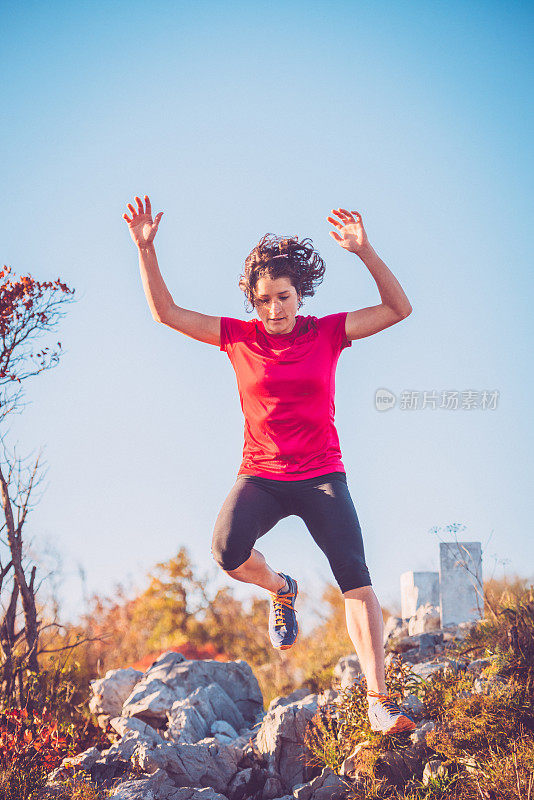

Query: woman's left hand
[326,208,369,254]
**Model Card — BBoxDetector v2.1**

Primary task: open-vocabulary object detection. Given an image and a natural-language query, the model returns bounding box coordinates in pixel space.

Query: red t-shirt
[220,312,352,480]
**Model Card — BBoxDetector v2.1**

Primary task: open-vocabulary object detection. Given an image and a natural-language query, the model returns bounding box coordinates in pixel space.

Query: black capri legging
[211,471,371,594]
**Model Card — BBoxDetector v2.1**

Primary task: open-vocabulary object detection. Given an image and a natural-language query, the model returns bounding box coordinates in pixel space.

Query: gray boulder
[179,683,245,732]
[408,603,441,636]
[166,703,208,743]
[465,657,493,676]
[375,747,425,788]
[332,655,362,691]
[408,660,451,680]
[136,654,262,722]
[293,767,350,800]
[410,720,436,747]
[110,715,165,741]
[144,650,187,680]
[122,678,183,727]
[261,774,285,799]
[383,615,408,645]
[211,720,238,739]
[316,688,341,708]
[422,759,448,785]
[225,765,269,799]
[109,765,229,799]
[89,667,143,717]
[99,727,165,763]
[256,694,318,790]
[138,738,243,793]
[400,693,426,721]
[267,688,310,713]
[107,767,176,799]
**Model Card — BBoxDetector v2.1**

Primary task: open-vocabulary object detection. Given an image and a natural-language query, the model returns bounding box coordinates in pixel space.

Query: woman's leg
[226,548,286,594]
[344,585,387,694]
[292,474,385,690]
[211,476,288,593]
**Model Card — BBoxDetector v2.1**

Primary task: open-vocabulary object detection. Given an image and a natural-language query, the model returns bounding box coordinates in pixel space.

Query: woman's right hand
[123,195,163,249]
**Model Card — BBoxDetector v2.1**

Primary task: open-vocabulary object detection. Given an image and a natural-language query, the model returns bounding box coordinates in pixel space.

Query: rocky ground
[46,606,505,799]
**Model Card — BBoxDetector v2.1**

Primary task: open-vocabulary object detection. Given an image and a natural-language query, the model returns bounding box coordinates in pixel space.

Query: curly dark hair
[238,233,326,314]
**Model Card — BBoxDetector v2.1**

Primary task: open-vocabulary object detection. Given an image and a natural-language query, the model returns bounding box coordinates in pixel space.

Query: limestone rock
[62,746,102,770]
[400,693,426,720]
[375,747,425,788]
[180,683,245,732]
[122,678,182,727]
[211,720,239,739]
[293,767,351,800]
[465,657,493,676]
[144,650,187,679]
[332,655,362,691]
[473,675,512,696]
[110,715,164,741]
[261,774,285,799]
[137,653,263,722]
[316,688,341,708]
[166,703,208,743]
[89,667,143,717]
[423,758,448,785]
[100,727,165,763]
[383,615,408,645]
[410,720,436,746]
[408,603,441,636]
[256,694,318,790]
[107,767,175,799]
[226,765,270,799]
[268,688,310,713]
[339,740,371,778]
[408,661,450,680]
[138,738,242,793]
[110,769,229,800]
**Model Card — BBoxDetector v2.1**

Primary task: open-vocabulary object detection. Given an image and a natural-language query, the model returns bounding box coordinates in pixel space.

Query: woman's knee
[211,535,250,572]
[343,584,374,599]
[331,555,372,595]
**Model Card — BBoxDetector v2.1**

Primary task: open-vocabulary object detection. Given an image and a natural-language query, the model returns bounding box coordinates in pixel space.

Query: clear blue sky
[2,0,533,624]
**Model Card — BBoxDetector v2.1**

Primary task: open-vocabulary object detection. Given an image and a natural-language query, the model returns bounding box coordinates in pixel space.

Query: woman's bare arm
[327,208,412,340]
[124,195,221,346]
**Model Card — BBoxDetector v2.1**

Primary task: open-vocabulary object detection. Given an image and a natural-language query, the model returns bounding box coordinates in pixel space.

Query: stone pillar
[400,571,440,620]
[439,541,483,626]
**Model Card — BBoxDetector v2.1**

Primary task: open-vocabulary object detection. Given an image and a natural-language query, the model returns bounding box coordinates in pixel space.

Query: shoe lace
[270,592,295,626]
[368,692,402,714]
[379,697,402,714]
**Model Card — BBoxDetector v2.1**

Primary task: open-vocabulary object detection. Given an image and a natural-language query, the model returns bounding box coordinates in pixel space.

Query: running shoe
[269,573,299,650]
[367,690,416,734]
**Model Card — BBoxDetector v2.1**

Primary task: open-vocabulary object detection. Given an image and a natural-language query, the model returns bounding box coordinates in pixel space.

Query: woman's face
[253,275,301,335]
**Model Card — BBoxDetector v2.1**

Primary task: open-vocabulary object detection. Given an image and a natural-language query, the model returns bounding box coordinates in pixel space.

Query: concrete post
[439,541,483,626]
[400,571,440,620]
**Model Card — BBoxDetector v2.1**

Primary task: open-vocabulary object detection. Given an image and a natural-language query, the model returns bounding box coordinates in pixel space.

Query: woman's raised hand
[123,195,164,250]
[326,208,369,254]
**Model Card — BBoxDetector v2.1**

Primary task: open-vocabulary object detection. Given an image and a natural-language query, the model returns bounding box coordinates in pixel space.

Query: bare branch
[38,634,113,655]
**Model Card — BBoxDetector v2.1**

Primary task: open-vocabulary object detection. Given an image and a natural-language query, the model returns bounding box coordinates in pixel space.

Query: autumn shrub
[0,658,112,800]
[0,705,78,799]
[451,581,534,696]
[303,581,534,799]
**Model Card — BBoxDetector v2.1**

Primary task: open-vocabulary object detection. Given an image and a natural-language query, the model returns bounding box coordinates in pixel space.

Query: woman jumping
[123,195,415,734]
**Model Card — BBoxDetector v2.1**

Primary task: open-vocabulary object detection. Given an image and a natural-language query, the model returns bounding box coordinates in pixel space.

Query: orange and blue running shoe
[367,690,416,734]
[269,573,299,650]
